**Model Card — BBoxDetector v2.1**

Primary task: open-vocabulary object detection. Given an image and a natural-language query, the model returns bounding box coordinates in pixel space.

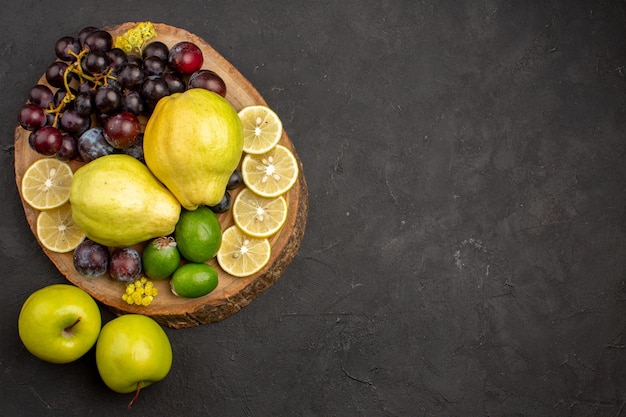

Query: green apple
[18,284,102,364]
[95,314,172,403]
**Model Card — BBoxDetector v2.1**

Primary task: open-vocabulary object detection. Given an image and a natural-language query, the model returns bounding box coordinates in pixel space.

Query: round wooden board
[13,22,308,329]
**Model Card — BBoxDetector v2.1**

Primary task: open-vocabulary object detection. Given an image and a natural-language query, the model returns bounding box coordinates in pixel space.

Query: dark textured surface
[1,1,625,416]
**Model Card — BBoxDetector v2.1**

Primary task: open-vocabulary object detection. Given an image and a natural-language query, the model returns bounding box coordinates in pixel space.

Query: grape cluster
[18,25,227,164]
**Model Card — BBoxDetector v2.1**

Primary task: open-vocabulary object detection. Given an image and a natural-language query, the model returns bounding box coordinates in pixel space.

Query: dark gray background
[1,1,625,416]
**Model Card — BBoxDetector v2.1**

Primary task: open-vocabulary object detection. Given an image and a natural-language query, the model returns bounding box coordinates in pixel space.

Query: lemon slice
[36,203,85,253]
[238,105,283,154]
[241,144,299,198]
[233,188,288,238]
[217,225,271,277]
[21,158,73,210]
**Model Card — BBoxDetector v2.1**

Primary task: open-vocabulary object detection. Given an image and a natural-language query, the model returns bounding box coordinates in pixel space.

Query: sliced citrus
[232,188,288,238]
[238,105,283,154]
[217,225,271,278]
[36,203,86,253]
[21,158,73,210]
[241,144,299,198]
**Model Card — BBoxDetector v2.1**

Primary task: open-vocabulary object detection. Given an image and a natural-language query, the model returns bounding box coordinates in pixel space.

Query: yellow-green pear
[143,88,244,210]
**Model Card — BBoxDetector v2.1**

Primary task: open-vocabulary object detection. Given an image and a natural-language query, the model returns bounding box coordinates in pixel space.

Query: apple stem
[128,382,142,409]
[62,317,82,338]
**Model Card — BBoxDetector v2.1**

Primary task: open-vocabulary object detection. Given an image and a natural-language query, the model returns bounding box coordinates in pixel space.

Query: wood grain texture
[13,22,308,329]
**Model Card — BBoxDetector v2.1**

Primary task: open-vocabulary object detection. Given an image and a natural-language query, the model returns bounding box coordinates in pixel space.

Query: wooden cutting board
[13,22,308,329]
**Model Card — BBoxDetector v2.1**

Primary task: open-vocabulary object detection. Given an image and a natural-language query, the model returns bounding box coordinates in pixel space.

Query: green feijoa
[174,206,222,263]
[170,263,219,298]
[142,236,181,280]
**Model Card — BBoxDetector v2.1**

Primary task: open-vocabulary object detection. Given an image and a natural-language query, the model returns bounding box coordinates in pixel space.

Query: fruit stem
[62,317,81,338]
[128,382,142,409]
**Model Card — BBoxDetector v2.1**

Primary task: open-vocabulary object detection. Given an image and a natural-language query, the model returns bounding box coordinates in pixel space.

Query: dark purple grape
[121,134,144,161]
[78,81,95,94]
[208,191,232,213]
[121,90,145,115]
[82,50,111,74]
[78,26,99,47]
[103,112,141,149]
[53,87,77,109]
[109,248,142,283]
[74,92,95,116]
[107,48,128,71]
[126,54,143,67]
[18,104,47,130]
[29,84,54,108]
[117,63,145,89]
[45,112,56,127]
[73,239,110,278]
[168,41,203,75]
[94,86,122,114]
[141,75,169,102]
[188,69,226,97]
[30,126,64,155]
[105,78,122,92]
[60,109,90,135]
[56,133,78,161]
[142,41,169,61]
[45,61,71,88]
[55,36,81,62]
[143,56,166,76]
[78,127,115,162]
[162,72,186,94]
[83,30,113,52]
[227,169,243,190]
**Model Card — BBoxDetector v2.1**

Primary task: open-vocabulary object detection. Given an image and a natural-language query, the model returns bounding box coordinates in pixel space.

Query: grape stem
[45,47,118,127]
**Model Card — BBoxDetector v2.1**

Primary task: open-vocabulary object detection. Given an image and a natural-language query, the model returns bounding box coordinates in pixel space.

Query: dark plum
[188,69,226,97]
[227,169,243,190]
[208,191,232,213]
[78,127,115,162]
[122,134,144,162]
[109,247,142,283]
[73,239,110,278]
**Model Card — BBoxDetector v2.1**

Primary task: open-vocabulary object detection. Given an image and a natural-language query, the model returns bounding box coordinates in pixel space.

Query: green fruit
[143,88,244,210]
[170,263,219,298]
[174,206,222,263]
[70,154,181,247]
[95,314,172,395]
[18,284,101,364]
[142,236,181,280]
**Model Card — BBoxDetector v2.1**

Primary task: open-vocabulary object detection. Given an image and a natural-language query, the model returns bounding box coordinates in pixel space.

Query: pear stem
[128,382,142,409]
[62,317,81,338]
